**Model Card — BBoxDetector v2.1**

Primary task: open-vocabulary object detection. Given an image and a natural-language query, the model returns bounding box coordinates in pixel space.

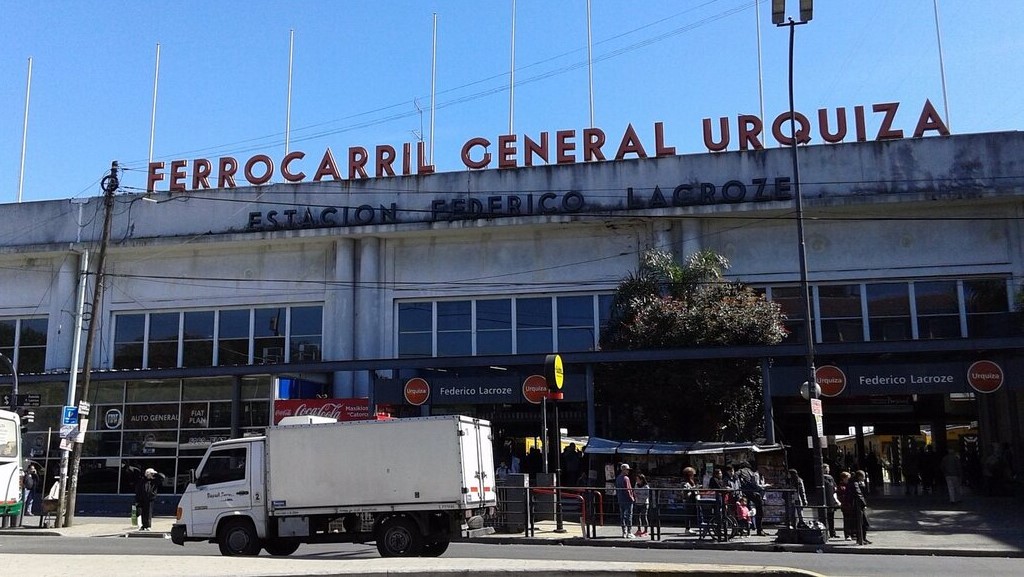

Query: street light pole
[773,0,828,528]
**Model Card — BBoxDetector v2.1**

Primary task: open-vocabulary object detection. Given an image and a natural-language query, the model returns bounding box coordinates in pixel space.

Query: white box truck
[171,415,497,557]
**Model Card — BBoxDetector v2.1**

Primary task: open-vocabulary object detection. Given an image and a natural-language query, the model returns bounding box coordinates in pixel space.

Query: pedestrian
[562,442,581,486]
[849,470,871,545]
[22,464,40,517]
[495,461,510,483]
[836,470,853,540]
[614,463,636,538]
[787,468,808,525]
[707,467,727,490]
[903,447,921,496]
[681,465,701,535]
[633,473,650,537]
[822,464,840,538]
[940,449,963,504]
[734,495,752,535]
[736,461,768,536]
[124,463,166,531]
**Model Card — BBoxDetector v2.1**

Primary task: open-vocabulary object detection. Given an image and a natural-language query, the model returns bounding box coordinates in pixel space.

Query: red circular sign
[815,365,847,397]
[522,375,548,405]
[404,377,430,406]
[967,360,1003,394]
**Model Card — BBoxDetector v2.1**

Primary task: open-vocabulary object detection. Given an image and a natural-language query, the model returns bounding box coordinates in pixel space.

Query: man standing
[849,470,871,545]
[615,463,636,538]
[822,464,839,538]
[125,463,167,531]
[737,461,768,536]
[940,449,963,504]
[22,464,40,517]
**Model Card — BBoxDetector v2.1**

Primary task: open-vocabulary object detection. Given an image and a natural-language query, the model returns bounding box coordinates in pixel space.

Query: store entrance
[773,392,982,498]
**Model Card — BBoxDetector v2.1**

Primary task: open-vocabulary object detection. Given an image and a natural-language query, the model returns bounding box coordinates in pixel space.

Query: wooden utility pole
[61,161,118,527]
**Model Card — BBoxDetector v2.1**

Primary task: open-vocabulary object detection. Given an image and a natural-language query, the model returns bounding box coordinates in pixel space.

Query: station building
[1,111,1022,510]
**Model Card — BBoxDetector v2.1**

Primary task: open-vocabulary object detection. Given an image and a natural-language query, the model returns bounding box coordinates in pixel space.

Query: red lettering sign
[404,377,430,406]
[272,398,370,424]
[967,360,1003,394]
[522,375,548,405]
[815,365,847,398]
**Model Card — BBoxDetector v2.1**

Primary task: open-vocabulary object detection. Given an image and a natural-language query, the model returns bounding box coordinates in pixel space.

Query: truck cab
[174,436,268,555]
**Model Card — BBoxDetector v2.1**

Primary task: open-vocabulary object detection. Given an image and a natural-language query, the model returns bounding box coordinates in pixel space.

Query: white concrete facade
[1,132,1023,505]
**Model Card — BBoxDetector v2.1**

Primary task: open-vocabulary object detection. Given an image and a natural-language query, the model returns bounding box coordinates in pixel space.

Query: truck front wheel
[376,517,424,557]
[218,519,261,556]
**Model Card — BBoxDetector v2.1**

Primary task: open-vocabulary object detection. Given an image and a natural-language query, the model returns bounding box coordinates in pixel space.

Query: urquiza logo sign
[146,100,948,193]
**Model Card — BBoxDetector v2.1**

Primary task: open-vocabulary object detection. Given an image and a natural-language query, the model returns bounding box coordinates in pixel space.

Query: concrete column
[325,239,355,398]
[354,237,381,398]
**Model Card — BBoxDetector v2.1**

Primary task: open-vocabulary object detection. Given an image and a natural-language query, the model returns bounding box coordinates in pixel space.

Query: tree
[597,249,787,441]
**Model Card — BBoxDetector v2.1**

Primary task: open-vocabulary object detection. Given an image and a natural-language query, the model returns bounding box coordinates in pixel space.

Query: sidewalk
[2,493,1020,558]
[483,492,1024,558]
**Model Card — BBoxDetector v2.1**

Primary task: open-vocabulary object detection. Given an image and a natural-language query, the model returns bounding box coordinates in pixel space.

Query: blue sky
[1,0,1021,203]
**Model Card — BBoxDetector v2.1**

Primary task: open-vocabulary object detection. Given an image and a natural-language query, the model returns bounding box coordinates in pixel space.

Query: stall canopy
[583,437,784,456]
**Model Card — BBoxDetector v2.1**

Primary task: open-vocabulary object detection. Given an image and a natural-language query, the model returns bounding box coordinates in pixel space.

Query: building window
[964,278,1010,337]
[914,280,961,339]
[557,295,596,351]
[218,309,251,366]
[396,293,612,358]
[769,286,811,344]
[476,299,512,355]
[113,306,322,369]
[0,317,48,373]
[437,301,472,356]
[148,312,181,369]
[182,311,215,367]
[516,297,552,354]
[598,294,615,342]
[397,302,432,358]
[254,308,285,364]
[290,306,323,361]
[113,314,146,369]
[818,284,864,343]
[867,283,911,341]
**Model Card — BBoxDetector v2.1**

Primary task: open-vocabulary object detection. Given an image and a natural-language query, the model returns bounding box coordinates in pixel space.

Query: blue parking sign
[62,406,79,425]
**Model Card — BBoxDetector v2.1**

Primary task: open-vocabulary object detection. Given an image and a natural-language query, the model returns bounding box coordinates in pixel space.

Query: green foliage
[597,249,787,442]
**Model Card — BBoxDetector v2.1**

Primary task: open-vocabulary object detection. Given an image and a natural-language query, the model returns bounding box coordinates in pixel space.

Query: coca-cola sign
[273,398,370,424]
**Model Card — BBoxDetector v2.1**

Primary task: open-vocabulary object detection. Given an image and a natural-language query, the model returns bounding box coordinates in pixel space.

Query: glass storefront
[17,376,272,495]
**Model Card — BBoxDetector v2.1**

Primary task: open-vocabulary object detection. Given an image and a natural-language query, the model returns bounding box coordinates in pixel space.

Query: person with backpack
[736,461,768,536]
[22,464,40,517]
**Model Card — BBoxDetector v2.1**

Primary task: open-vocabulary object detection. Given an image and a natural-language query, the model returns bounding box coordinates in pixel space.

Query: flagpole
[17,57,32,203]
[508,0,516,135]
[430,13,438,165]
[755,0,765,126]
[586,0,595,128]
[286,29,295,155]
[932,0,951,132]
[148,44,160,167]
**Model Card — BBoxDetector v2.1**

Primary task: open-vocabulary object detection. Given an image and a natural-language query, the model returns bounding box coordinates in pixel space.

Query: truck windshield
[0,415,19,459]
[197,447,247,486]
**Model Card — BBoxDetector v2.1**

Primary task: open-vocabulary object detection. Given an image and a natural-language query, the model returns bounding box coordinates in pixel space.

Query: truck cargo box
[265,415,495,513]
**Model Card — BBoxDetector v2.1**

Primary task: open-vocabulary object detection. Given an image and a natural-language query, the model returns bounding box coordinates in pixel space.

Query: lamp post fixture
[772,0,828,529]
